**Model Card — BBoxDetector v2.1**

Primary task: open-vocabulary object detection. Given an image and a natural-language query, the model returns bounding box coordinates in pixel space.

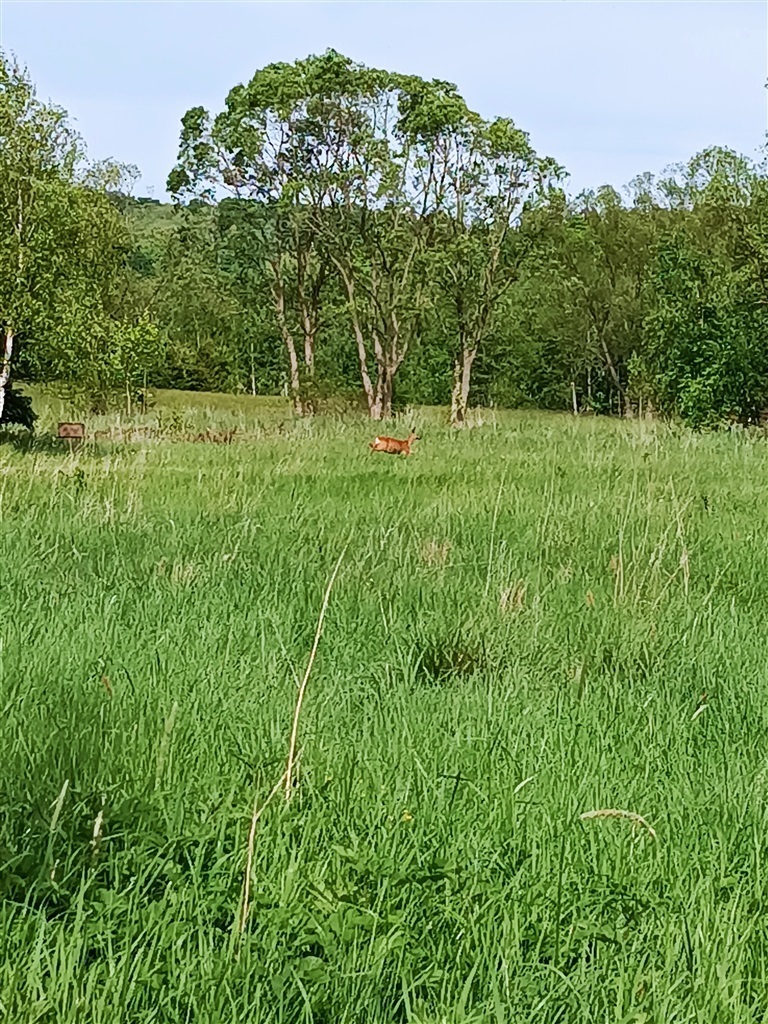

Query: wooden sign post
[58,422,85,451]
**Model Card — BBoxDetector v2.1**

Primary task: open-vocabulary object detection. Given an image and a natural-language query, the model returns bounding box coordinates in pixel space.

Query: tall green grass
[2,400,768,1022]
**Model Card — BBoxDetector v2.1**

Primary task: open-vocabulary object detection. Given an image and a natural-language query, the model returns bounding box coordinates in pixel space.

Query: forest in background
[2,48,767,429]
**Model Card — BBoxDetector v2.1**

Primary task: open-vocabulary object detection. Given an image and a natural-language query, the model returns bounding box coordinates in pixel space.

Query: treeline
[2,50,767,429]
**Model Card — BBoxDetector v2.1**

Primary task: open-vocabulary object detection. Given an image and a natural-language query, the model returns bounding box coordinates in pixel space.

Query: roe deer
[369,430,420,456]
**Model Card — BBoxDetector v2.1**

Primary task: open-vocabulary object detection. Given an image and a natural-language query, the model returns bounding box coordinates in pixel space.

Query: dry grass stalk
[610,540,625,604]
[49,779,69,833]
[420,539,451,567]
[671,484,691,598]
[170,561,200,586]
[484,473,506,599]
[238,768,289,938]
[580,807,657,840]
[154,701,179,790]
[499,579,526,614]
[91,804,105,860]
[284,547,347,801]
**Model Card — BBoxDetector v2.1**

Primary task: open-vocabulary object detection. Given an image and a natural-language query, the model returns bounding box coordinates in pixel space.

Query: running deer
[369,430,420,456]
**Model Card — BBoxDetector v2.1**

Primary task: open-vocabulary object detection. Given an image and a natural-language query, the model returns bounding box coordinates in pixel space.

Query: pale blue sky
[1,1,766,199]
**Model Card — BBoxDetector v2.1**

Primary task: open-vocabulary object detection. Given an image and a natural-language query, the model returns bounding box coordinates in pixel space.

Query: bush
[0,384,35,429]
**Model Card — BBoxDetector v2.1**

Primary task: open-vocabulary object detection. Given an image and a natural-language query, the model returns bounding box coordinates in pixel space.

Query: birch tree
[0,54,142,420]
[0,56,82,422]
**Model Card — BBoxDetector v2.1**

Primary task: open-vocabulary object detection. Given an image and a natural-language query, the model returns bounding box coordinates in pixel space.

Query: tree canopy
[3,47,767,430]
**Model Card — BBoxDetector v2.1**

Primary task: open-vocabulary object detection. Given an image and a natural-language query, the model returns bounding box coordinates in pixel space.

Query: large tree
[639,148,768,426]
[0,55,81,423]
[168,53,346,414]
[400,89,561,425]
[169,51,475,420]
[499,184,668,416]
[307,61,435,420]
[0,54,150,420]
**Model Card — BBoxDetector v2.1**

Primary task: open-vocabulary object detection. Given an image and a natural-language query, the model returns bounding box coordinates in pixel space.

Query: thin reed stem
[238,768,289,939]
[284,546,347,801]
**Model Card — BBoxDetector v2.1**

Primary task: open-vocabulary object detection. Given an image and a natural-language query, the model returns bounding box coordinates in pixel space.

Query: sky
[1,0,766,200]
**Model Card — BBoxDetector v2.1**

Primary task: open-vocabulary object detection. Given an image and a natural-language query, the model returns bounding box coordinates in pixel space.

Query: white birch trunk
[0,326,14,425]
[450,346,476,427]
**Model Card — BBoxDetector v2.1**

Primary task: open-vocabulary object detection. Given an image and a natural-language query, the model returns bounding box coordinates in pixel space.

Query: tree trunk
[351,313,376,417]
[0,326,14,425]
[371,363,395,421]
[302,315,315,377]
[299,312,316,414]
[335,261,408,421]
[336,265,376,417]
[450,346,476,427]
[450,360,461,425]
[302,340,316,415]
[272,270,304,416]
[296,246,318,382]
[370,324,406,422]
[284,330,303,416]
[600,339,633,418]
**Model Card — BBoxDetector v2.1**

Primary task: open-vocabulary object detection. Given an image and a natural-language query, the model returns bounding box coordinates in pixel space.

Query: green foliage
[168,50,559,420]
[5,52,768,429]
[643,236,768,428]
[0,55,81,345]
[169,54,372,412]
[638,150,768,427]
[58,313,164,413]
[0,52,163,415]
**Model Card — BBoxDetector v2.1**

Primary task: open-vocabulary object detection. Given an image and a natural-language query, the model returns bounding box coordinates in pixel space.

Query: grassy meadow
[3,390,768,1022]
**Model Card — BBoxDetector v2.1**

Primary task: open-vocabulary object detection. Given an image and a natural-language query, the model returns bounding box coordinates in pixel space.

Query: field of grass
[3,393,768,1022]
